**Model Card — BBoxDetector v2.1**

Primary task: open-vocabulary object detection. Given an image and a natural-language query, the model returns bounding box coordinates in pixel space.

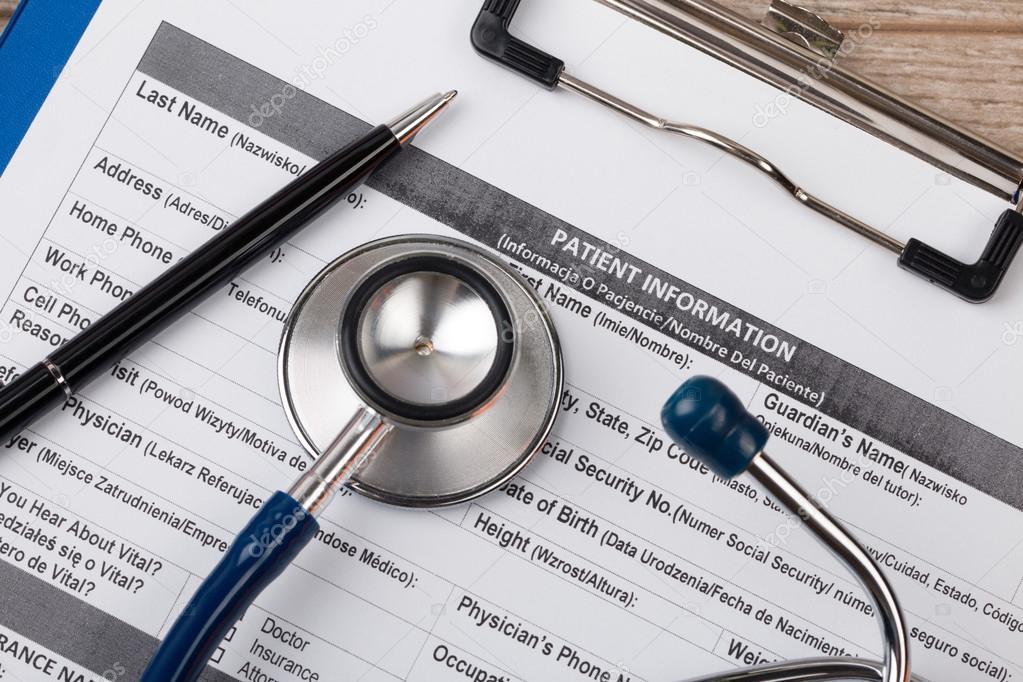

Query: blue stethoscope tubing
[142,491,318,680]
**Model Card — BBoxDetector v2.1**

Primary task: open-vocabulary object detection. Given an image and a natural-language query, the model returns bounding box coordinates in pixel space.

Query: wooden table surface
[1,0,1021,155]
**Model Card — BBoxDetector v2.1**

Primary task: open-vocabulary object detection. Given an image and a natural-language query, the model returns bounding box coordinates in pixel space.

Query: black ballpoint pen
[0,90,457,443]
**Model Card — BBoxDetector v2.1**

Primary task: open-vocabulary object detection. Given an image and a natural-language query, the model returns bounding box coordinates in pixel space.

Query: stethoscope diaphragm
[338,253,516,423]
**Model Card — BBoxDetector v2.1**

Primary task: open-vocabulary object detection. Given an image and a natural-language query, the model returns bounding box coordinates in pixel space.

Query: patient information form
[1,2,1023,680]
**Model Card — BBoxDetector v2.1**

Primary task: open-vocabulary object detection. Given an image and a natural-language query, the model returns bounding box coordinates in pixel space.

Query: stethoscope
[141,235,921,682]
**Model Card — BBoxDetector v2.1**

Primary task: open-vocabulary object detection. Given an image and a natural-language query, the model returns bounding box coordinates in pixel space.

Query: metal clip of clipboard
[471,0,1023,303]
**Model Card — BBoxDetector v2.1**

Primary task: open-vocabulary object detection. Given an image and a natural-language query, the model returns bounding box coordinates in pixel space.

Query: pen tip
[387,90,459,147]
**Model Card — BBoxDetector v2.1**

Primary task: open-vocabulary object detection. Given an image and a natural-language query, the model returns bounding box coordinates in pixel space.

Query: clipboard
[4,0,1022,301]
[472,0,1023,303]
[0,0,102,175]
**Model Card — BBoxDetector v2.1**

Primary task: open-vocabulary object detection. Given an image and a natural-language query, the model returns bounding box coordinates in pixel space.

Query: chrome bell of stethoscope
[143,234,563,682]
[661,377,923,682]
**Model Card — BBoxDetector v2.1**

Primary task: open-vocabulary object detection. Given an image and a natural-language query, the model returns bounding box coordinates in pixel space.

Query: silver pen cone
[386,90,458,146]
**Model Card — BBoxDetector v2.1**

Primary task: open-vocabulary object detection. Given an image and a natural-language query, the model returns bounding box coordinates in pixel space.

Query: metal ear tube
[661,376,921,682]
[286,407,393,516]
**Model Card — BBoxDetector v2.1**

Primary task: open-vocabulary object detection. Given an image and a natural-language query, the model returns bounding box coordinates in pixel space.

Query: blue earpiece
[660,376,768,479]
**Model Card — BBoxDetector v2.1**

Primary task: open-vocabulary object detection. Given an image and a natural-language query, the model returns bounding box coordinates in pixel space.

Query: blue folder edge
[0,0,102,175]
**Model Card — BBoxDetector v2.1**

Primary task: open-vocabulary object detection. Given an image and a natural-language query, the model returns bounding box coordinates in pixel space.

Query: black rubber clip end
[898,209,1023,303]
[471,0,564,89]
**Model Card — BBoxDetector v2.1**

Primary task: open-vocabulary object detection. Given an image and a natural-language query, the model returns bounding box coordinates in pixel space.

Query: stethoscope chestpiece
[278,235,563,508]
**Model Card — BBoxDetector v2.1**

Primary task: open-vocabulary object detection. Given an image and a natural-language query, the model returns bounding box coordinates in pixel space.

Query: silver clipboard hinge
[471,0,1023,302]
[762,0,844,59]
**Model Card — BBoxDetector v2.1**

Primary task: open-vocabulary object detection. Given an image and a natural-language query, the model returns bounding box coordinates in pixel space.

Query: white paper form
[1,1,1022,680]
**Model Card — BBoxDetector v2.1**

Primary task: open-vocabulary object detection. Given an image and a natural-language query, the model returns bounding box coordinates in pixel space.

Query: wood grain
[835,32,1023,150]
[0,0,1020,154]
[730,0,1023,31]
[727,1,1023,155]
[1,0,14,29]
